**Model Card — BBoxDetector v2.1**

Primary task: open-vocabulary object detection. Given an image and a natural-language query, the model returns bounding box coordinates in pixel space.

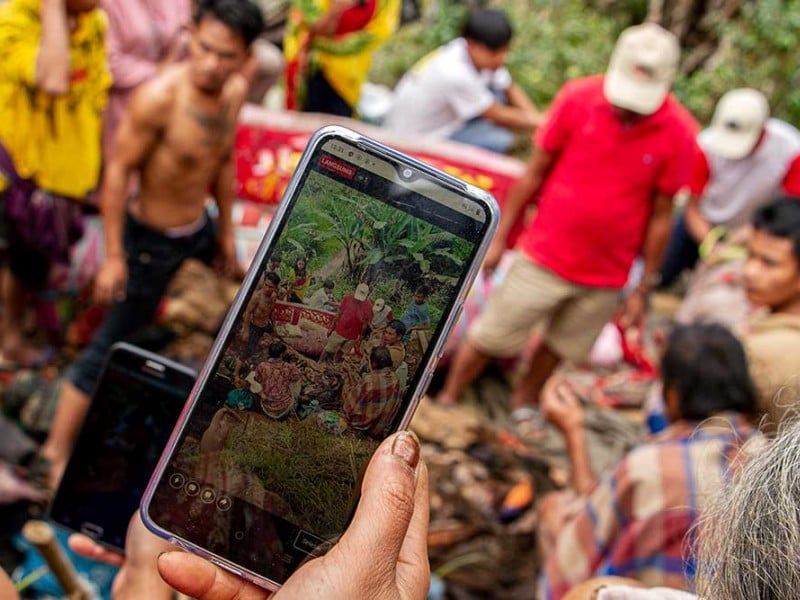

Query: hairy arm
[36,0,70,94]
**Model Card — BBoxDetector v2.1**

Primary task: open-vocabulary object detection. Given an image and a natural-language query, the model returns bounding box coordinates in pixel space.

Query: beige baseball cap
[603,23,680,116]
[704,88,769,160]
[354,283,370,301]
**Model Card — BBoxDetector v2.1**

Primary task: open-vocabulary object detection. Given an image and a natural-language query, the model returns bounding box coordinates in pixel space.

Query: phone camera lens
[402,168,413,179]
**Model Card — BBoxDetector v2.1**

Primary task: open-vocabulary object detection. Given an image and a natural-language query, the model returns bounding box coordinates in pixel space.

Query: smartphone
[49,343,196,552]
[142,125,499,589]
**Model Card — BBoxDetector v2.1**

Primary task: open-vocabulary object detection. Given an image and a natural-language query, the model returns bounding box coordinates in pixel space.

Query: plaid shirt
[540,413,758,599]
[344,367,402,438]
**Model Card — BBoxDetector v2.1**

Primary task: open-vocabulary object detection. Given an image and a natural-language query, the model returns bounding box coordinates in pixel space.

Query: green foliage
[288,171,472,286]
[223,416,378,534]
[370,0,800,134]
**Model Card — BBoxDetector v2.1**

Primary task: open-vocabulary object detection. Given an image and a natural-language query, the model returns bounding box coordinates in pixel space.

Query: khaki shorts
[468,254,621,363]
[324,331,350,354]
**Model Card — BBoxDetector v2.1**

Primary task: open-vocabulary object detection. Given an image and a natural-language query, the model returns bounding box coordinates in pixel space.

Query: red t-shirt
[334,294,374,340]
[518,75,698,288]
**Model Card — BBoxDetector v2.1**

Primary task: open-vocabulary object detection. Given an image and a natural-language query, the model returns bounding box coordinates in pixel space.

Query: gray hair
[694,418,800,599]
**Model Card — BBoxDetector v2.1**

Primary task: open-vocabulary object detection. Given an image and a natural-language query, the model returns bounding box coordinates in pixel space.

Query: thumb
[332,431,421,577]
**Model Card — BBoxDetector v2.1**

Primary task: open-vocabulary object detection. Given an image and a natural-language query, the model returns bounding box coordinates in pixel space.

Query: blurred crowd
[1,0,800,599]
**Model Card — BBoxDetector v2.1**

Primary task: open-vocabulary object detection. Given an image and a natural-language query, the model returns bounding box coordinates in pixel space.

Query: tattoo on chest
[188,102,234,148]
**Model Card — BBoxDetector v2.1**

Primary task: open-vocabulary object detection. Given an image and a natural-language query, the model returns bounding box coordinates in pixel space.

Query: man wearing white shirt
[660,88,800,286]
[384,8,541,153]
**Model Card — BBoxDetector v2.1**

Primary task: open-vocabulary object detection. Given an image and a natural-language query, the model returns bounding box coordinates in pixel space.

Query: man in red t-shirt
[437,23,697,424]
[320,282,374,362]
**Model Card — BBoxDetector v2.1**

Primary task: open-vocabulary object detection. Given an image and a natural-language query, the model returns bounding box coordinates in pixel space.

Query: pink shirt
[101,0,191,159]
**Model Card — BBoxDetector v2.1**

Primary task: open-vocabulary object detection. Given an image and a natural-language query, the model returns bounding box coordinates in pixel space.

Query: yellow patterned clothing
[284,0,399,111]
[0,0,110,199]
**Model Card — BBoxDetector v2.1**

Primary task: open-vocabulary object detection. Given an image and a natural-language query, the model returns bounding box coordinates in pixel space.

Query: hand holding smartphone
[142,126,499,590]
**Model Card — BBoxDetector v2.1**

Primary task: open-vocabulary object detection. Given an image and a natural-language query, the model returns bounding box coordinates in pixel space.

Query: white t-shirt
[384,38,512,138]
[699,118,800,227]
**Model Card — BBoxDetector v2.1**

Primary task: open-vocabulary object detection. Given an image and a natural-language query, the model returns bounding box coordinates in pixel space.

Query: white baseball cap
[604,23,680,116]
[354,283,370,301]
[704,88,769,160]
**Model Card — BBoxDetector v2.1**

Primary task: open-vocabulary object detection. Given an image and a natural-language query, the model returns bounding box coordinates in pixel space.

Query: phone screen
[146,131,495,585]
[49,345,195,551]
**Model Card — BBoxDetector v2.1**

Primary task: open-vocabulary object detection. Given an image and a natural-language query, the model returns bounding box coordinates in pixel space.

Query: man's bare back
[127,63,248,230]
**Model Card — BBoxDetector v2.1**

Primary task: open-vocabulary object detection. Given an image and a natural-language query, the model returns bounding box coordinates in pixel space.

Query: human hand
[69,513,175,600]
[156,431,430,600]
[216,233,243,279]
[94,256,128,304]
[617,291,646,331]
[482,236,506,275]
[540,377,584,433]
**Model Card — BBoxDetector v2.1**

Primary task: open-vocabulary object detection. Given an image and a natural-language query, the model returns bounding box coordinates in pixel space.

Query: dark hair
[268,340,287,359]
[753,197,800,262]
[264,271,280,285]
[387,319,407,337]
[323,279,335,290]
[462,9,513,50]
[415,285,430,297]
[661,323,756,421]
[194,0,264,47]
[370,346,393,370]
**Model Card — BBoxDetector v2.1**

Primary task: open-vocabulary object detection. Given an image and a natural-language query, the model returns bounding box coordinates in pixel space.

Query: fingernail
[391,431,420,469]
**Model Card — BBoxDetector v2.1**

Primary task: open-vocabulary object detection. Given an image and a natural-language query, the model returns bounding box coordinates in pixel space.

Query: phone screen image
[145,130,496,586]
[49,345,195,551]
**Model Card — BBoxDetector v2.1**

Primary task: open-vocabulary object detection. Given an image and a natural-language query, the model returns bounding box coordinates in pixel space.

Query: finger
[334,432,421,581]
[68,534,125,567]
[157,551,270,600]
[395,460,431,599]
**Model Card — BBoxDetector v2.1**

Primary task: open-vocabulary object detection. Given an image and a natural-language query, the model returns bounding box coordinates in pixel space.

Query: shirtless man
[241,271,280,355]
[39,0,265,487]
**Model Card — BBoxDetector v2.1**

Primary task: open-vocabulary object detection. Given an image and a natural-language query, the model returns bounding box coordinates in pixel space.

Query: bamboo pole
[21,520,91,600]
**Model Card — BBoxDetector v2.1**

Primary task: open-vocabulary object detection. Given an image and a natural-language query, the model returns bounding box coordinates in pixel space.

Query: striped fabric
[540,413,759,599]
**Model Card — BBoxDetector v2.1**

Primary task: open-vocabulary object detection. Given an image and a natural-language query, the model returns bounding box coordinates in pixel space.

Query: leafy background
[369,0,800,130]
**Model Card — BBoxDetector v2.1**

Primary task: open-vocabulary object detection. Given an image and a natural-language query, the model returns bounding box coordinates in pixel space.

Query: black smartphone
[49,343,196,552]
[142,126,499,589]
